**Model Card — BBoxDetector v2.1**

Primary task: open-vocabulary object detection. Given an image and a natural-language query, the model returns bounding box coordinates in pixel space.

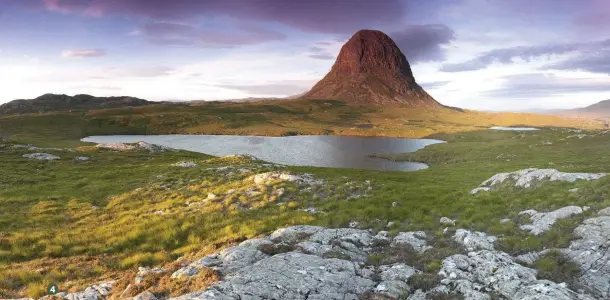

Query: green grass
[1,106,609,297]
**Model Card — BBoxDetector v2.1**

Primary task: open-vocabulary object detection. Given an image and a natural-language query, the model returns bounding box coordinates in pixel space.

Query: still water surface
[82,135,444,171]
[490,126,539,131]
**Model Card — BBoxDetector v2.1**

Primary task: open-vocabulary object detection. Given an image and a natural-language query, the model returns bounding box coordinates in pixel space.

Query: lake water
[490,126,539,131]
[81,135,444,171]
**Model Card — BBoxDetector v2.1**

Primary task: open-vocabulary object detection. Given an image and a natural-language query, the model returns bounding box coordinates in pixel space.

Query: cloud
[482,73,610,99]
[306,46,335,60]
[29,66,175,82]
[440,39,610,72]
[420,80,451,89]
[390,24,455,62]
[35,0,406,34]
[139,22,286,47]
[61,49,107,58]
[574,0,610,28]
[545,49,610,75]
[308,54,335,60]
[214,79,317,96]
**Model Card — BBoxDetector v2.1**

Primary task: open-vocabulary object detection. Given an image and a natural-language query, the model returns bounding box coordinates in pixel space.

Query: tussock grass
[1,110,609,297]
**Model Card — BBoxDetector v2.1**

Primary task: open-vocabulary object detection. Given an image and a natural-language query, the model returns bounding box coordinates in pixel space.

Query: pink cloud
[140,22,286,47]
[61,49,107,58]
[37,0,406,34]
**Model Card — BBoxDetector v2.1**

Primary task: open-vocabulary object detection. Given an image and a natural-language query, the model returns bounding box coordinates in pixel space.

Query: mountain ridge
[0,94,155,115]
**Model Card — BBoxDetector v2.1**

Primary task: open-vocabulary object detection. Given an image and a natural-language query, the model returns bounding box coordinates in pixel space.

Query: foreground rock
[472,168,606,193]
[519,206,583,235]
[22,153,60,160]
[562,212,610,298]
[171,226,428,299]
[14,221,604,300]
[439,250,594,300]
[164,225,596,300]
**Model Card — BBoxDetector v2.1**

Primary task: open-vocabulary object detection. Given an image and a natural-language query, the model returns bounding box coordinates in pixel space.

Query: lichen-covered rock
[96,143,137,151]
[172,161,197,168]
[95,142,171,152]
[136,142,172,152]
[518,206,583,235]
[597,207,610,216]
[23,153,60,160]
[251,171,324,186]
[562,215,610,298]
[374,264,419,298]
[391,231,431,253]
[453,229,496,251]
[132,291,158,300]
[171,252,376,300]
[63,281,114,300]
[471,168,606,193]
[440,217,456,226]
[439,251,594,300]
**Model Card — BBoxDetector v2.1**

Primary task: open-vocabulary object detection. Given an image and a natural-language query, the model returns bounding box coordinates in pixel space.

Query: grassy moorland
[1,100,609,298]
[0,99,603,147]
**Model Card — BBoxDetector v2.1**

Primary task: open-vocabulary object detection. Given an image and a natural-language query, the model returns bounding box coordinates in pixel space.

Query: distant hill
[0,94,154,115]
[561,99,610,118]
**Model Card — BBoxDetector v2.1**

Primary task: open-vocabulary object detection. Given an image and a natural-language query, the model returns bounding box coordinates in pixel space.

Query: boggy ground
[2,125,610,298]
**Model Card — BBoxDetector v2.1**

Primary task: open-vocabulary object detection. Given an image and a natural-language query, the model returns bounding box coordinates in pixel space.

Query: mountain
[561,99,610,118]
[301,29,442,107]
[0,94,154,115]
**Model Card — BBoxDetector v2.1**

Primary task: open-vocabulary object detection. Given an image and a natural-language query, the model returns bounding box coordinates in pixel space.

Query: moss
[532,250,581,289]
[408,273,441,292]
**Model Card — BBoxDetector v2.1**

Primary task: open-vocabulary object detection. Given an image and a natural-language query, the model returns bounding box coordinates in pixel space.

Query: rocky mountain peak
[302,29,442,107]
[333,29,414,78]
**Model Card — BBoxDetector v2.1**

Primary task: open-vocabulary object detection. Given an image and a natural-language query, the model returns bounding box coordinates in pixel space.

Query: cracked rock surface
[471,168,606,193]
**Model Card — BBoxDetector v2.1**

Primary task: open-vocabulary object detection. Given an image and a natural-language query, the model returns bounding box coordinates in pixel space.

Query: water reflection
[82,135,444,171]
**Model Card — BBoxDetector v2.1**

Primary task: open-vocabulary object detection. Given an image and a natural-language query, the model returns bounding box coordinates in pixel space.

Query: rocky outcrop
[96,142,173,152]
[301,29,442,107]
[162,224,598,300]
[453,229,496,251]
[96,143,137,151]
[250,171,325,187]
[471,168,606,193]
[562,213,610,298]
[439,251,594,300]
[22,153,60,160]
[136,142,172,152]
[64,281,114,300]
[172,161,197,168]
[518,206,584,235]
[170,225,409,299]
[15,221,606,300]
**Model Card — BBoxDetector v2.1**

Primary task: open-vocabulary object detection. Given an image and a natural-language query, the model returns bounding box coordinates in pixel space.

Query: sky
[0,0,609,111]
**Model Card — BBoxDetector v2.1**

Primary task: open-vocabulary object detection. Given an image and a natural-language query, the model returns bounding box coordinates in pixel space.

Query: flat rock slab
[471,168,606,194]
[173,252,376,300]
[439,250,594,300]
[519,206,583,235]
[23,153,60,160]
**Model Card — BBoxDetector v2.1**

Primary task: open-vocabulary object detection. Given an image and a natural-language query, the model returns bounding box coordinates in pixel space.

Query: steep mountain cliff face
[302,29,442,107]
